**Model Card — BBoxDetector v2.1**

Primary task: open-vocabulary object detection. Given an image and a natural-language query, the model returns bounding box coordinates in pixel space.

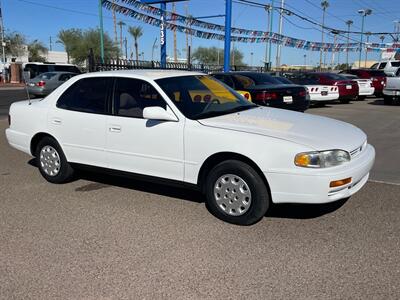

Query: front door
[106,77,184,181]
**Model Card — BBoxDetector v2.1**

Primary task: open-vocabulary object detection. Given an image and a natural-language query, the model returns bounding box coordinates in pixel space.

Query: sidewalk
[0,83,25,90]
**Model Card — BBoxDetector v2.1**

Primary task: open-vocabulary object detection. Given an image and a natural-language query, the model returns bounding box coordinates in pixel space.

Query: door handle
[52,118,62,125]
[109,125,121,133]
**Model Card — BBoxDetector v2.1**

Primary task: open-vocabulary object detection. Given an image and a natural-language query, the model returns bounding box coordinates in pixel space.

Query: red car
[311,73,359,103]
[340,69,386,97]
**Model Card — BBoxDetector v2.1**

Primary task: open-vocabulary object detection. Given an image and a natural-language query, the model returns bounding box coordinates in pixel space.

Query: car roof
[80,69,205,80]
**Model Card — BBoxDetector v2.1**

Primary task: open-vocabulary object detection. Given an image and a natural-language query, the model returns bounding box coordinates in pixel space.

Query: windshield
[156,75,257,120]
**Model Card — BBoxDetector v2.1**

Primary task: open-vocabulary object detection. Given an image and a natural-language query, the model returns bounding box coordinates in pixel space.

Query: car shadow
[368,99,385,106]
[28,158,348,220]
[265,197,349,219]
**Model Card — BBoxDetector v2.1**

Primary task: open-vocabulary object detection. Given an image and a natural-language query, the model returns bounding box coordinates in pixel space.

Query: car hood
[198,107,366,151]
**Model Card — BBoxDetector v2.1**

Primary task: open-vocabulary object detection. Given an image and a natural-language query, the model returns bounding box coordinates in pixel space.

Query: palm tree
[57,29,81,63]
[128,26,143,61]
[117,21,126,55]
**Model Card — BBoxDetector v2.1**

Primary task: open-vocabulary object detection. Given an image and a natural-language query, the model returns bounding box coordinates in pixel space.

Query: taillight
[255,91,278,101]
[244,93,250,100]
[299,90,307,97]
[310,87,314,92]
[8,114,11,126]
[203,95,211,102]
[36,81,46,87]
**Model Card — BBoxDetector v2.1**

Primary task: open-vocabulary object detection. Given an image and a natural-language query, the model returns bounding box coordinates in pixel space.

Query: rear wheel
[205,160,270,225]
[35,137,74,183]
[339,99,350,104]
[357,96,366,101]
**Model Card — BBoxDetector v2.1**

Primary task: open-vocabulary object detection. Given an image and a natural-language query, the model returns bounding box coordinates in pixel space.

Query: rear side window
[390,61,400,67]
[378,63,387,69]
[114,78,166,118]
[57,77,110,114]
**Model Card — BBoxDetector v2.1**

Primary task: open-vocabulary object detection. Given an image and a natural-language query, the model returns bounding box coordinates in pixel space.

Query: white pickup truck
[383,68,400,105]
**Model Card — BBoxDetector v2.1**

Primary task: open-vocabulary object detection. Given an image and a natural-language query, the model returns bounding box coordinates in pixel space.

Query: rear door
[48,77,112,167]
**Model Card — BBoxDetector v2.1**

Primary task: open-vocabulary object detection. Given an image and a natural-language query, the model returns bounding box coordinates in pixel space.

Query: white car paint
[305,85,339,102]
[6,70,375,205]
[353,79,375,96]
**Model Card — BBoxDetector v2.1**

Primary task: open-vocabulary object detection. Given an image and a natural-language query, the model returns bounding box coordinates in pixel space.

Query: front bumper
[265,144,375,204]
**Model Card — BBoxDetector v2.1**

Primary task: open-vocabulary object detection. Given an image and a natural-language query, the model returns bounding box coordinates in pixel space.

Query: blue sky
[4,0,400,66]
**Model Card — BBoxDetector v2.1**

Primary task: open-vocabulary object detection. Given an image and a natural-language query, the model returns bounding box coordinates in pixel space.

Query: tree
[5,32,26,59]
[57,28,119,65]
[128,26,143,61]
[28,40,48,62]
[57,29,82,63]
[192,46,245,65]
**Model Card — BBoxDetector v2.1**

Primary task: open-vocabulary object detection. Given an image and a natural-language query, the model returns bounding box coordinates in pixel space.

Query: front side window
[114,78,166,118]
[156,75,256,120]
[57,77,110,114]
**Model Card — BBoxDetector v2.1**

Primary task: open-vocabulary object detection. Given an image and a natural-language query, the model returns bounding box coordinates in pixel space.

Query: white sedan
[6,70,375,225]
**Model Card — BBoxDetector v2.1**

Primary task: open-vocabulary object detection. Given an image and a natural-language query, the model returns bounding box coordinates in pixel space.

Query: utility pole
[275,0,284,69]
[0,0,6,66]
[331,31,338,69]
[364,32,371,67]
[320,1,329,70]
[264,3,272,70]
[112,0,118,45]
[98,0,105,62]
[345,20,353,67]
[185,3,189,62]
[172,2,177,62]
[358,9,372,68]
[49,36,52,51]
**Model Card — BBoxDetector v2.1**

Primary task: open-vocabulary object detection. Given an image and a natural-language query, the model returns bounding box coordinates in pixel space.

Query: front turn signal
[330,177,352,188]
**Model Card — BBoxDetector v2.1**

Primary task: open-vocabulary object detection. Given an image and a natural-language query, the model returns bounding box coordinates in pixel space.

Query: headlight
[294,150,350,168]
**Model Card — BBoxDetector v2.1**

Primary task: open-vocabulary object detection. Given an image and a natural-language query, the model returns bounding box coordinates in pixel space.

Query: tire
[35,136,74,184]
[357,96,366,101]
[339,99,350,104]
[204,160,270,225]
[383,95,393,105]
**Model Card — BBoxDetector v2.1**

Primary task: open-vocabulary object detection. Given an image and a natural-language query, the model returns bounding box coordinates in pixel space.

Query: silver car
[27,72,78,97]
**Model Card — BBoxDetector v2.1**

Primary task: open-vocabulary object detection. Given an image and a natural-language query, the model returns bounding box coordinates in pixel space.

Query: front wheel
[205,160,270,225]
[36,137,74,184]
[339,99,350,104]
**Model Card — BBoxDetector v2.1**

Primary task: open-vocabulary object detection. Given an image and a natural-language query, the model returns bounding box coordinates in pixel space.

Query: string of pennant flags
[102,0,400,53]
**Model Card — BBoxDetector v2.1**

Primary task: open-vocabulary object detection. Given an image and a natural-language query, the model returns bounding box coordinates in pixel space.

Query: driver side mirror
[143,106,178,122]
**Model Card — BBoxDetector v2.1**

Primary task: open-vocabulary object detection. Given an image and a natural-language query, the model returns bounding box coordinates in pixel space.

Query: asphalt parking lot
[1,89,399,299]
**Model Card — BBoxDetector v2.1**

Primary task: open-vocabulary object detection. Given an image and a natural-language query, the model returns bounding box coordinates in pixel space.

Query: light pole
[151,38,158,61]
[303,54,307,68]
[331,30,338,69]
[320,0,329,70]
[345,20,353,68]
[358,9,372,68]
[98,0,105,62]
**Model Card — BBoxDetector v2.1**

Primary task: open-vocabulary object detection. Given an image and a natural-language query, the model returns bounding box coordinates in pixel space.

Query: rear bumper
[27,86,48,96]
[5,128,32,155]
[358,86,375,96]
[265,144,375,204]
[256,100,310,112]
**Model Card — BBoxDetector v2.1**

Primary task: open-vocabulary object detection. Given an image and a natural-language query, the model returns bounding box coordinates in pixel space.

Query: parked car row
[6,70,375,225]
